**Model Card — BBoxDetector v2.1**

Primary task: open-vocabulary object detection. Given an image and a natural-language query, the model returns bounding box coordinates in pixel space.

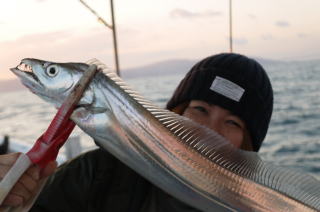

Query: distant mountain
[121,59,196,79]
[254,57,287,66]
[120,57,292,79]
[1,57,319,92]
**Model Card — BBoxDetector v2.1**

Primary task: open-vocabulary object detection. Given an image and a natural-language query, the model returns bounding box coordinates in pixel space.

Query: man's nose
[208,120,222,135]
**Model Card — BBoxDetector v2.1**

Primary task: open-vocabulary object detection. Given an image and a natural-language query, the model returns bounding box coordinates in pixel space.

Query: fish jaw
[11,58,44,94]
[10,58,89,108]
[11,58,97,109]
[10,58,64,107]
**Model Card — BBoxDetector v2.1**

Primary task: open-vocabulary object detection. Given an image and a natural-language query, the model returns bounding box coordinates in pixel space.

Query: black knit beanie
[166,53,273,152]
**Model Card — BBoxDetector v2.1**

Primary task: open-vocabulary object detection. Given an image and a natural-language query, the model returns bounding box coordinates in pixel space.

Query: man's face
[182,100,246,148]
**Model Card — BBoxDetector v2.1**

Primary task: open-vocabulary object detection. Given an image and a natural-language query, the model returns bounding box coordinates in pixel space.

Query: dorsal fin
[87,59,320,210]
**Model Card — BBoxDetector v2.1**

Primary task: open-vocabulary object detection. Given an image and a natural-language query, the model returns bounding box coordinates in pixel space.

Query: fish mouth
[11,62,40,82]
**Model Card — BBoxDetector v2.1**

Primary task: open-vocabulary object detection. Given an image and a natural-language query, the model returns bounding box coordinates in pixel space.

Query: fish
[11,58,320,212]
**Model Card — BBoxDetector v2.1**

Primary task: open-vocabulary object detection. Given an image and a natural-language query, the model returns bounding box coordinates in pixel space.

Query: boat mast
[110,0,120,76]
[79,0,120,76]
[229,0,233,53]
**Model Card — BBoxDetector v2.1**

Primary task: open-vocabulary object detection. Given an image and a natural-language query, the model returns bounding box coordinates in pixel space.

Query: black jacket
[31,148,200,212]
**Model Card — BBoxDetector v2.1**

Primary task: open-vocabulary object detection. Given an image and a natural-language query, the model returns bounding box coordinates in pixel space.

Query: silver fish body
[11,58,320,212]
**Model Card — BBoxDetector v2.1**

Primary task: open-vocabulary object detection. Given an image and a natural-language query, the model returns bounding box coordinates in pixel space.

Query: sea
[0,60,320,180]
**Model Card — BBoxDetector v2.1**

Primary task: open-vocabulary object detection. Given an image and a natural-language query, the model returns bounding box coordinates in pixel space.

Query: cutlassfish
[11,58,320,212]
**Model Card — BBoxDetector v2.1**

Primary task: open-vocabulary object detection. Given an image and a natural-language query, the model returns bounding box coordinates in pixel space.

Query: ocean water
[0,61,320,180]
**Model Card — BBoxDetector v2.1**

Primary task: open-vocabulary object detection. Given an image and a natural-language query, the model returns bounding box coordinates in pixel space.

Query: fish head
[11,58,94,108]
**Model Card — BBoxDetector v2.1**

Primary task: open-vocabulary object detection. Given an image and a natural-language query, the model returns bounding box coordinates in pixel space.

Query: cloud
[227,37,248,45]
[0,26,143,60]
[275,21,290,28]
[248,14,257,20]
[0,25,172,79]
[0,28,116,79]
[170,8,222,19]
[297,33,308,38]
[261,34,274,40]
[234,38,248,45]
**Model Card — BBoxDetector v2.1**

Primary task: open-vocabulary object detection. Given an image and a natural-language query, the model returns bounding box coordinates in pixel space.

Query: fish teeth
[17,63,33,73]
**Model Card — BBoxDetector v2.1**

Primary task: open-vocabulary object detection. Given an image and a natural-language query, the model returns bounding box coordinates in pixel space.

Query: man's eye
[193,106,208,114]
[226,120,242,128]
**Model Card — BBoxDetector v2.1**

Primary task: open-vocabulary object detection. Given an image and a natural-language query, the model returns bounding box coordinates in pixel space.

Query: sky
[1,0,320,80]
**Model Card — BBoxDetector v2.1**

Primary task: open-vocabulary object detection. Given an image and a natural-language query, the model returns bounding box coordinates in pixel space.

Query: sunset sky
[1,0,320,80]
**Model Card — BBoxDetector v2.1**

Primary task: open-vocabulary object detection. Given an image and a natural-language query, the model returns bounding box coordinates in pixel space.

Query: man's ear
[170,102,189,115]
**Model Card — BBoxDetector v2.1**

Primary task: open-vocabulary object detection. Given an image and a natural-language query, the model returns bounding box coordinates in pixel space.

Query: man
[0,53,273,211]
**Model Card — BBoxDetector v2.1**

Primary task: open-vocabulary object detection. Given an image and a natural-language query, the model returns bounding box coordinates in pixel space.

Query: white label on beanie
[210,76,244,102]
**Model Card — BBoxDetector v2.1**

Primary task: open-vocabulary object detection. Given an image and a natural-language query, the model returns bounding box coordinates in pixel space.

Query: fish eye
[46,65,59,77]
